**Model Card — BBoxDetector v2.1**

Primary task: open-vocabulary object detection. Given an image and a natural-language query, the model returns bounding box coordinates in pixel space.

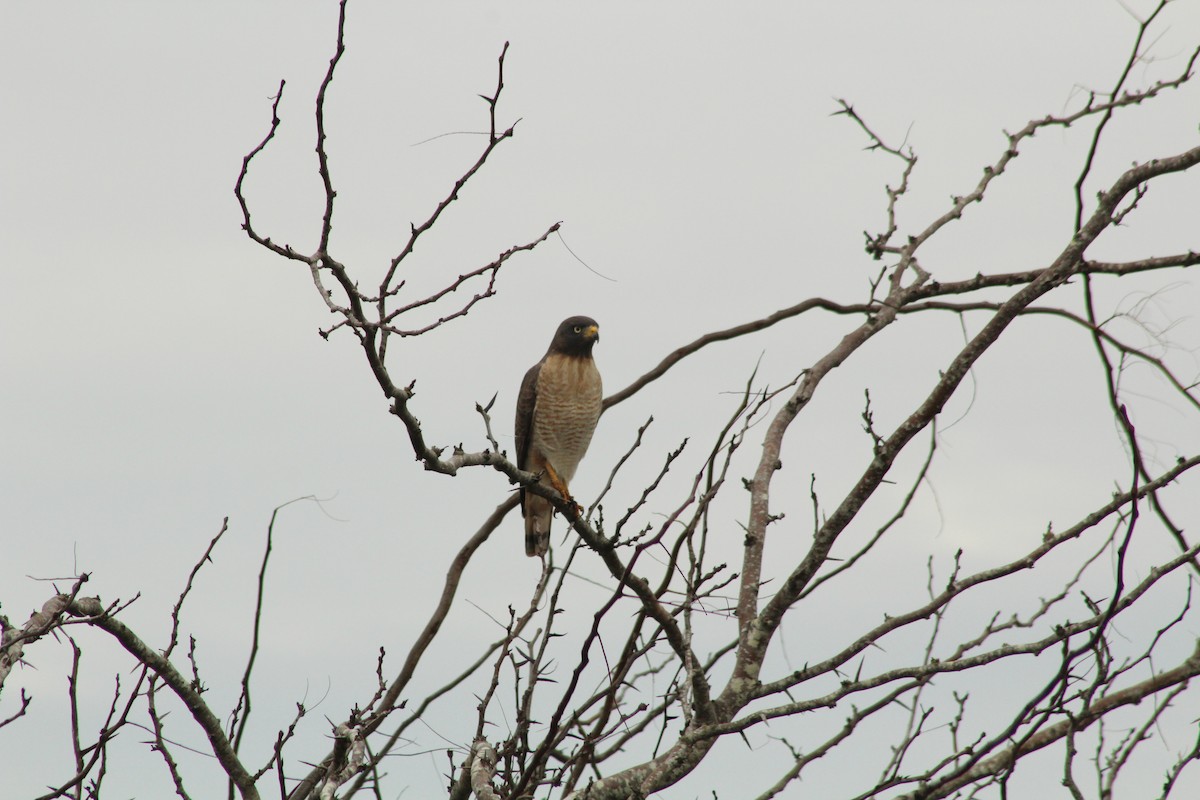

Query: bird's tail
[524,492,553,557]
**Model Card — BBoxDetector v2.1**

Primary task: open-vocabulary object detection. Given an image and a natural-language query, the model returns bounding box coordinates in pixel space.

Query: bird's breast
[532,354,602,482]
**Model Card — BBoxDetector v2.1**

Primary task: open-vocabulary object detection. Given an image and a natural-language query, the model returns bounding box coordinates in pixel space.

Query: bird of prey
[514,316,603,557]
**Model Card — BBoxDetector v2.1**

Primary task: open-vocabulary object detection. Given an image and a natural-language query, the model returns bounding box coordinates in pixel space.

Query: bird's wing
[515,360,542,472]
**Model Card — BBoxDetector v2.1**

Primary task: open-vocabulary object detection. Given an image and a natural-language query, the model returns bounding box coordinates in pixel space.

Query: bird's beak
[585,324,599,341]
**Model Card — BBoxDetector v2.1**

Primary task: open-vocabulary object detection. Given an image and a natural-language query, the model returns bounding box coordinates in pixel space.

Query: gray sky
[4,2,1200,797]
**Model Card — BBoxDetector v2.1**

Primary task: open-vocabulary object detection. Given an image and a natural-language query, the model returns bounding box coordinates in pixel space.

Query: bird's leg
[543,463,581,519]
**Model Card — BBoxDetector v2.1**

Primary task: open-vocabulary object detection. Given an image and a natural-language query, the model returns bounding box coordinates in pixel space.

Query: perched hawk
[515,316,603,557]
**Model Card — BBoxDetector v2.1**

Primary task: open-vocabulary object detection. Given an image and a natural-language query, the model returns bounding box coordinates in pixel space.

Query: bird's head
[549,315,600,357]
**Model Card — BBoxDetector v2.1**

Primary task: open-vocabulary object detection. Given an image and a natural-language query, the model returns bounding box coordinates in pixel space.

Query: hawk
[515,316,603,557]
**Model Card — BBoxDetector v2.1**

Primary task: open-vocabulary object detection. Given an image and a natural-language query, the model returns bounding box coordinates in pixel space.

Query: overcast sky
[4,2,1200,797]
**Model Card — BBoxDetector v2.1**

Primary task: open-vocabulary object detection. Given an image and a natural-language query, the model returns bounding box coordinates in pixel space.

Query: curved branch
[751,142,1200,660]
[286,495,511,800]
[72,600,261,800]
[895,641,1200,800]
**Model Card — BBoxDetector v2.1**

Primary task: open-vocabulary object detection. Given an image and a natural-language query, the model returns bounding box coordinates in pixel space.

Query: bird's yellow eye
[573,326,582,333]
